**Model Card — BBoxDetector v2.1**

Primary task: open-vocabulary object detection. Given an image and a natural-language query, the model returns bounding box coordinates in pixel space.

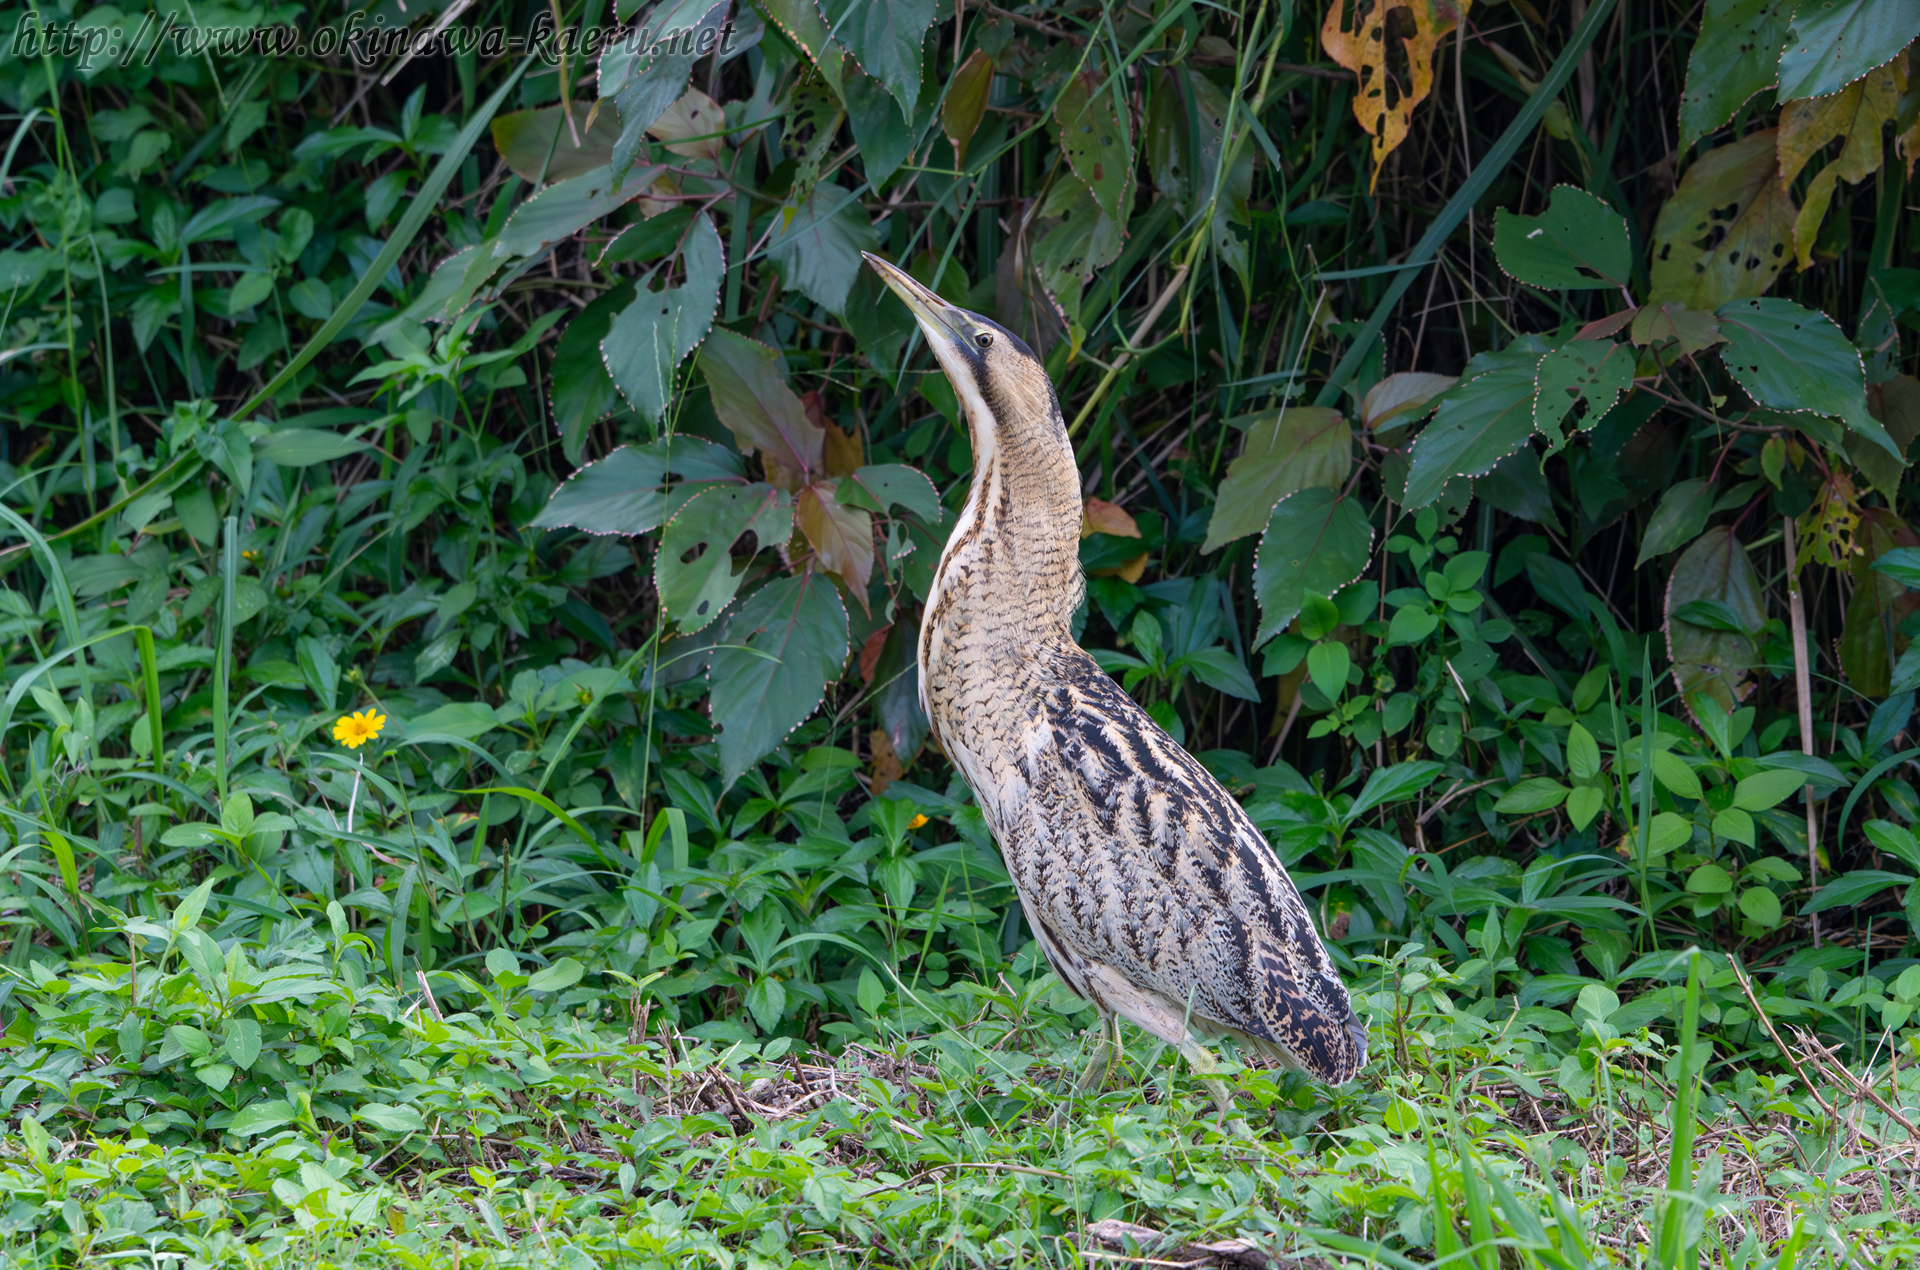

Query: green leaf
[602,0,730,176]
[490,104,622,183]
[1804,869,1916,912]
[1306,641,1351,703]
[1711,807,1756,846]
[759,0,845,91]
[1494,777,1571,814]
[745,975,789,1033]
[1636,478,1717,567]
[1055,67,1134,222]
[526,957,584,992]
[1492,185,1632,290]
[1652,750,1705,800]
[710,574,850,786]
[1386,604,1439,646]
[1667,527,1767,716]
[1405,358,1538,509]
[1678,0,1794,151]
[1648,130,1793,310]
[1650,811,1694,853]
[768,188,879,318]
[1568,722,1602,781]
[1686,862,1733,894]
[1865,818,1920,871]
[1176,647,1261,702]
[656,484,793,632]
[603,212,725,423]
[1252,488,1375,643]
[530,437,743,536]
[1732,767,1806,811]
[1534,340,1634,453]
[550,284,626,464]
[496,163,659,258]
[223,1018,262,1070]
[228,1099,296,1137]
[1738,885,1783,926]
[356,1102,427,1133]
[1776,0,1920,102]
[1716,297,1902,462]
[252,428,370,467]
[701,327,825,477]
[836,464,943,523]
[844,68,915,189]
[1347,760,1445,819]
[818,0,937,116]
[1566,784,1605,830]
[1203,407,1352,552]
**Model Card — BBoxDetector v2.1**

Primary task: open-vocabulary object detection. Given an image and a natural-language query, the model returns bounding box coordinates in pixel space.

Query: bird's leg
[1176,1038,1247,1132]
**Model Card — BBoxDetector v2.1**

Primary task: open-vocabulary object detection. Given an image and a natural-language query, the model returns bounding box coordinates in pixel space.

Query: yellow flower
[333,709,386,749]
[907,814,928,830]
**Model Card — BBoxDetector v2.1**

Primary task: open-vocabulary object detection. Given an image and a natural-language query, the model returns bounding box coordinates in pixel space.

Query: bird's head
[862,252,1061,470]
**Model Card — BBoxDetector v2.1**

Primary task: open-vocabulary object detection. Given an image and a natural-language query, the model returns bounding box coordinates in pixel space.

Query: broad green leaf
[1678,0,1794,151]
[602,206,698,265]
[356,1102,427,1133]
[1566,784,1605,830]
[1534,340,1633,453]
[701,327,824,477]
[252,428,370,467]
[1738,885,1783,926]
[223,1018,262,1069]
[490,104,622,183]
[1686,862,1733,894]
[526,957,584,992]
[1667,526,1767,715]
[530,436,743,535]
[1474,449,1560,528]
[836,464,943,523]
[1712,806,1756,846]
[551,283,627,464]
[1202,407,1352,552]
[1852,374,1920,500]
[1176,647,1261,702]
[1252,488,1375,643]
[710,574,850,786]
[1568,722,1601,781]
[1652,750,1705,801]
[766,186,878,316]
[1636,478,1716,566]
[1492,185,1631,290]
[1387,604,1439,645]
[1361,372,1456,435]
[1866,818,1920,870]
[1732,767,1807,811]
[1716,297,1901,461]
[228,1099,296,1136]
[496,163,659,258]
[1494,777,1571,814]
[761,0,845,89]
[1875,544,1920,590]
[944,49,995,170]
[399,701,500,741]
[844,68,914,189]
[1776,0,1920,102]
[1306,640,1351,702]
[1648,129,1792,310]
[1055,67,1133,222]
[1346,760,1444,819]
[1650,811,1694,853]
[817,0,937,117]
[602,211,725,422]
[657,484,793,631]
[1405,358,1538,509]
[1804,869,1916,912]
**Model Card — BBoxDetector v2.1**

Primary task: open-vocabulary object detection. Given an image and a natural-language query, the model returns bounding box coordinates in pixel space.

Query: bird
[861,253,1368,1116]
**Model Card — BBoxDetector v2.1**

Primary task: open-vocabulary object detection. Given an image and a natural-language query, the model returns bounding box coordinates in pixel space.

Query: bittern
[862,253,1367,1113]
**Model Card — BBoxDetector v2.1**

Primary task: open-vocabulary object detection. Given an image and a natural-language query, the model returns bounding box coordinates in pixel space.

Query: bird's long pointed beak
[862,252,967,349]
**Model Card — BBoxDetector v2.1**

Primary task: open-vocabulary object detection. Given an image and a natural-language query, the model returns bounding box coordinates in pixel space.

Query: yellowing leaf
[1321,0,1468,190]
[699,327,824,483]
[799,483,876,604]
[944,49,994,170]
[648,87,725,161]
[1777,56,1905,269]
[1362,372,1457,434]
[1648,128,1795,309]
[1082,497,1141,539]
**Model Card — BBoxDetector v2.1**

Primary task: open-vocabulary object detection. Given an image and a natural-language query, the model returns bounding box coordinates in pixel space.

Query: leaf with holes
[601,213,724,424]
[710,573,850,786]
[1648,129,1794,310]
[1715,296,1901,462]
[1778,57,1904,269]
[531,436,743,535]
[1678,0,1794,152]
[1203,408,1352,553]
[1253,488,1375,643]
[817,0,938,117]
[701,326,824,481]
[1534,340,1634,453]
[657,484,793,631]
[1404,356,1539,509]
[799,483,876,603]
[1666,526,1767,716]
[1055,67,1133,222]
[1776,0,1920,102]
[1493,185,1632,290]
[1321,0,1466,190]
[761,0,844,91]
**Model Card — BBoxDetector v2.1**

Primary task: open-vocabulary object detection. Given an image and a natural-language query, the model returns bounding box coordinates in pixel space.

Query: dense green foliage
[3,0,1920,1263]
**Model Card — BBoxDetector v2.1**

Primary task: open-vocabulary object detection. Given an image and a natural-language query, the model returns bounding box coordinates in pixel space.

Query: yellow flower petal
[907,814,928,830]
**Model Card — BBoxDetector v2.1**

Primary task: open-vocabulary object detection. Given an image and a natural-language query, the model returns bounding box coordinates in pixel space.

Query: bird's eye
[975,332,993,349]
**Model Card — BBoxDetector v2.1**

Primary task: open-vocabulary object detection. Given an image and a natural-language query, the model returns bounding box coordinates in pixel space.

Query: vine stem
[1783,515,1820,948]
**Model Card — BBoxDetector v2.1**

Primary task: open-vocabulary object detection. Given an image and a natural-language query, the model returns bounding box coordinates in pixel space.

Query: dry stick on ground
[1783,516,1821,948]
[1728,955,1840,1122]
[1787,1027,1920,1141]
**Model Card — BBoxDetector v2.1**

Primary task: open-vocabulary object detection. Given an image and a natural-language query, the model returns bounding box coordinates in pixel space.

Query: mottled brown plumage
[863,254,1367,1090]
